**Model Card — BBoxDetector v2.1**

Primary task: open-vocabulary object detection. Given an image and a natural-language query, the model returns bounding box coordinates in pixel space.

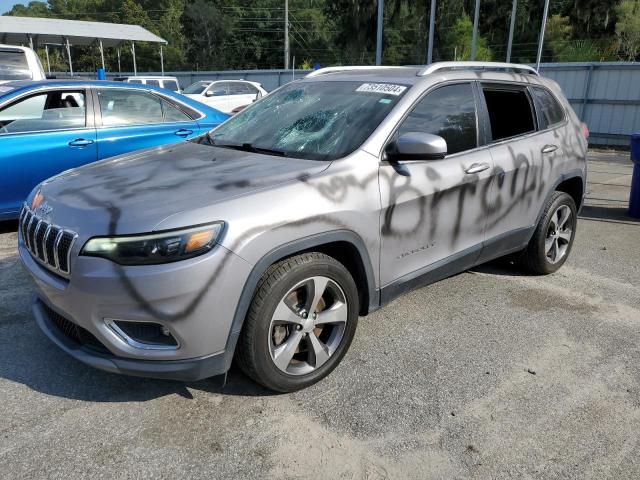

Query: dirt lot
[1,149,639,479]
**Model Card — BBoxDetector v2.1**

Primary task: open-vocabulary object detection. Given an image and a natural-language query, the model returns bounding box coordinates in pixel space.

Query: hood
[38,141,329,236]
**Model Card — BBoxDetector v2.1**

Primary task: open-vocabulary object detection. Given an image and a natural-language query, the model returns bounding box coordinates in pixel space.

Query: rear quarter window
[531,87,565,129]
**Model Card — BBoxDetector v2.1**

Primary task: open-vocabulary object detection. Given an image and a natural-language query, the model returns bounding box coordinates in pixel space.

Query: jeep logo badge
[37,202,53,216]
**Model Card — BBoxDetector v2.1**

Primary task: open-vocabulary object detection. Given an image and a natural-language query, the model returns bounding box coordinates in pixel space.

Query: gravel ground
[1,149,639,479]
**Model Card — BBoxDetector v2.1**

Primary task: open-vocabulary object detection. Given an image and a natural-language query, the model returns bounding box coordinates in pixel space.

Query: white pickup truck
[0,44,46,84]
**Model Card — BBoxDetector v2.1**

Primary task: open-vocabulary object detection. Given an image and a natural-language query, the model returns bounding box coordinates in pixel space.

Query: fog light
[105,319,179,350]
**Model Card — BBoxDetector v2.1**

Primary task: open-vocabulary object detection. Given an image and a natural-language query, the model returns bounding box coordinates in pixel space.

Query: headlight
[80,222,224,265]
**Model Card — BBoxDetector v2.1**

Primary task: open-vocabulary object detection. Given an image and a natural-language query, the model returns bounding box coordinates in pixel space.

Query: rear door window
[0,90,86,133]
[482,86,536,141]
[398,82,478,155]
[97,89,164,126]
[531,87,565,129]
[228,83,251,95]
[208,83,229,96]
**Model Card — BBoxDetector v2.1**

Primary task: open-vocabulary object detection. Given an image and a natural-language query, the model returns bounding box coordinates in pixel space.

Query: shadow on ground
[470,260,531,277]
[579,205,639,224]
[0,220,18,234]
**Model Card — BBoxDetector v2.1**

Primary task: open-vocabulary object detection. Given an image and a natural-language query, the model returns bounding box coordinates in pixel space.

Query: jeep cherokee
[19,62,588,392]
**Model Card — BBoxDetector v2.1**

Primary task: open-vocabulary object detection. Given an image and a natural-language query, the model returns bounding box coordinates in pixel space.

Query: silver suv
[19,62,588,392]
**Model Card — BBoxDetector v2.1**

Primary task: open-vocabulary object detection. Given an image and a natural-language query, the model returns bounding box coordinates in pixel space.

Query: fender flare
[532,169,585,233]
[220,230,378,367]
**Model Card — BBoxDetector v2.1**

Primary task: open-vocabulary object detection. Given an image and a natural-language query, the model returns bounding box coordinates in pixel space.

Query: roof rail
[305,66,412,78]
[417,61,538,76]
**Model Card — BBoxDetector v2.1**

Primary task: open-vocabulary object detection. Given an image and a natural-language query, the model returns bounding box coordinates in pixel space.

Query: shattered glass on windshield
[205,80,409,161]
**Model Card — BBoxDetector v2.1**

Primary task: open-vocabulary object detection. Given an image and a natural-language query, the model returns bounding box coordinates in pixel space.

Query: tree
[443,14,492,61]
[182,0,233,70]
[5,1,50,17]
[0,0,634,71]
[616,0,640,60]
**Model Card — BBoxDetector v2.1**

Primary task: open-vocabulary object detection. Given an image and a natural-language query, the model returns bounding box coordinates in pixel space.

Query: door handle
[465,162,490,174]
[68,138,94,147]
[542,144,558,154]
[174,129,193,137]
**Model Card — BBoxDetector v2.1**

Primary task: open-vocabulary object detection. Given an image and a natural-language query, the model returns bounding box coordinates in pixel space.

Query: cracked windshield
[205,80,409,160]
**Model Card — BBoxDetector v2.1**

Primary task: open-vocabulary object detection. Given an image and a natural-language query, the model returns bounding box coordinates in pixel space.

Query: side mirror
[385,132,447,161]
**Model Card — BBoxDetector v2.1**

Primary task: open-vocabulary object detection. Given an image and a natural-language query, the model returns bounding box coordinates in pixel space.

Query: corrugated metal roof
[0,16,166,47]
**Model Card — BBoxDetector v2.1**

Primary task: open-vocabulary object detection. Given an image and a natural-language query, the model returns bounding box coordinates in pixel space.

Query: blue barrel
[96,68,106,80]
[630,132,640,218]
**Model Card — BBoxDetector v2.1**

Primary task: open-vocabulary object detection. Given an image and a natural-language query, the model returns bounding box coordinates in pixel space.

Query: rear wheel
[235,252,359,392]
[521,191,577,274]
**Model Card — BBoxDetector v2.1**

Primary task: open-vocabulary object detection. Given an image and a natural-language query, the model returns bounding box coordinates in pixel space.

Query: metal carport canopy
[0,16,167,75]
[0,16,166,47]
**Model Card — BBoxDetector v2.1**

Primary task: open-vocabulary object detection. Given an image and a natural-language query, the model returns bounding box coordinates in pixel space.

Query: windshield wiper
[213,142,288,157]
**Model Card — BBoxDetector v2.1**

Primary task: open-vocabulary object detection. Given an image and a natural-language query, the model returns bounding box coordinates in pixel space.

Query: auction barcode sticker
[355,83,407,96]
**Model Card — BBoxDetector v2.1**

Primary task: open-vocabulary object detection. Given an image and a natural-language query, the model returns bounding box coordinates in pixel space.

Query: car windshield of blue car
[205,80,409,161]
[0,50,32,81]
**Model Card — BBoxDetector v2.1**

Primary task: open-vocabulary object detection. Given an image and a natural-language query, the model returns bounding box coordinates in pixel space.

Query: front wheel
[521,191,577,274]
[235,252,359,392]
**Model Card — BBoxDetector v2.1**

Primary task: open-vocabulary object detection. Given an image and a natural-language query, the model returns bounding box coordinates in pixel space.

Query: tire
[521,191,577,274]
[235,252,359,392]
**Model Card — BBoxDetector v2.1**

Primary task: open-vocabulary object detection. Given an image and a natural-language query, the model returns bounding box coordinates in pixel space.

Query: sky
[0,0,26,15]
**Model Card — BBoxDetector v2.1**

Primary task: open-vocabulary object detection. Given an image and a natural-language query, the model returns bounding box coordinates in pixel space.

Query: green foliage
[299,58,314,70]
[616,0,640,60]
[7,1,50,17]
[546,14,617,62]
[443,15,492,61]
[0,0,635,72]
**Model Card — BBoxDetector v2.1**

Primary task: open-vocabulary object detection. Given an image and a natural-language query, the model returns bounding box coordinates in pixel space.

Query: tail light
[581,122,589,139]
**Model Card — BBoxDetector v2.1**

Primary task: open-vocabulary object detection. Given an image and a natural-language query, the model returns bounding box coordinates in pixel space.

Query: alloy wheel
[268,276,348,376]
[545,204,573,264]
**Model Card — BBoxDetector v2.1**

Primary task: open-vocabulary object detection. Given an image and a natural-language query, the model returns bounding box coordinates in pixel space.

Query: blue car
[0,80,229,220]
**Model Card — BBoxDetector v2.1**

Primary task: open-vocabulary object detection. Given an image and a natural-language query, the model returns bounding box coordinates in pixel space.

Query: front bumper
[33,298,233,381]
[20,235,253,381]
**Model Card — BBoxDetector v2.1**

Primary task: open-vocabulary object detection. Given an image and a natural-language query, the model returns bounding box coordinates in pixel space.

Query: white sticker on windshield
[356,83,407,96]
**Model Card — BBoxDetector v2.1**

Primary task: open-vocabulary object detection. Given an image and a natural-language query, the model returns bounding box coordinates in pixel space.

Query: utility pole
[536,0,551,71]
[427,0,436,64]
[284,0,290,69]
[506,0,517,62]
[470,0,480,60]
[376,0,384,65]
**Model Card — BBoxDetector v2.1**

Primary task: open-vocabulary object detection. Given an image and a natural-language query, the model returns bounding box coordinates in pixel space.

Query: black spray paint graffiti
[50,119,585,323]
